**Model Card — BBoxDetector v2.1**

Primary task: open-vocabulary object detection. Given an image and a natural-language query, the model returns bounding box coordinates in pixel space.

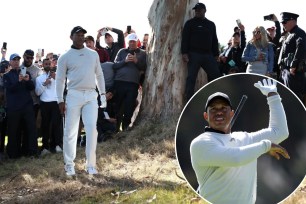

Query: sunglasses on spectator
[25,56,34,60]
[281,21,288,24]
[253,31,261,35]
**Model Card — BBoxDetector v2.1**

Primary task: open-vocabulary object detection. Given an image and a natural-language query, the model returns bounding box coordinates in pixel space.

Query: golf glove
[254,78,277,96]
[100,94,107,108]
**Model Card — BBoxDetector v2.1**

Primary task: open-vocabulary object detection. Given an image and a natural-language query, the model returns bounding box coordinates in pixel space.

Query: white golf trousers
[63,89,98,168]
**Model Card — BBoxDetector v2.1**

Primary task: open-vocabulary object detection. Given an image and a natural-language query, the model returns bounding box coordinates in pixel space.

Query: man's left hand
[100,95,107,108]
[268,143,290,160]
[254,78,277,96]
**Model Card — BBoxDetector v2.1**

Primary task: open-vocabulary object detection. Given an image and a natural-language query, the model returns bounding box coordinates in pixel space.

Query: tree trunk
[141,0,207,119]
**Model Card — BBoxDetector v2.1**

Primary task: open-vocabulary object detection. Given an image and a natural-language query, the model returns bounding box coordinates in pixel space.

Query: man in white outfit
[56,26,107,176]
[190,78,290,204]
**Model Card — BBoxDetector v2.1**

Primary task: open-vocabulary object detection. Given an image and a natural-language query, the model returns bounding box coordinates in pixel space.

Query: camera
[264,14,273,21]
[236,19,241,26]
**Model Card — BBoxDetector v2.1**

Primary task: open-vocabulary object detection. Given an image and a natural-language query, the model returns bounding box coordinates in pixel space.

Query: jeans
[64,89,98,168]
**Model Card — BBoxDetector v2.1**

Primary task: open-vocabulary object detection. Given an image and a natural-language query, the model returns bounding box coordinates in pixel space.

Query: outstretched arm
[250,78,289,144]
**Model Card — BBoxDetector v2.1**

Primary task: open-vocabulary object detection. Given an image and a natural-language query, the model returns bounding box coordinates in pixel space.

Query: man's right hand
[58,102,66,116]
[268,143,290,160]
[182,54,189,63]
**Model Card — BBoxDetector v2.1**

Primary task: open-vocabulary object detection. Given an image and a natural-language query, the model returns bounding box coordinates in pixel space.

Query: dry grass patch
[0,117,205,203]
[0,116,304,203]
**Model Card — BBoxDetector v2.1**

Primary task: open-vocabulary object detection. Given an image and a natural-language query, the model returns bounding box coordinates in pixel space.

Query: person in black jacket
[96,26,125,62]
[113,33,147,132]
[219,24,247,75]
[3,53,38,158]
[181,3,221,102]
[278,12,306,104]
[266,14,282,79]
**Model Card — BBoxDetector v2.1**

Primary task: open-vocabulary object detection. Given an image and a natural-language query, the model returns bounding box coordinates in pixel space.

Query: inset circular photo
[175,73,306,204]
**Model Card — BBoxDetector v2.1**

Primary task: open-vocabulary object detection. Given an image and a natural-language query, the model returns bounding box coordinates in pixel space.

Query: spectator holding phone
[96,26,124,62]
[219,23,247,74]
[113,33,147,132]
[3,53,38,158]
[242,26,274,76]
[35,58,63,155]
[20,49,43,118]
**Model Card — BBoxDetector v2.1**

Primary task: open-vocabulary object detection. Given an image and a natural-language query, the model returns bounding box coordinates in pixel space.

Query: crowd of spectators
[0,25,149,160]
[181,2,306,106]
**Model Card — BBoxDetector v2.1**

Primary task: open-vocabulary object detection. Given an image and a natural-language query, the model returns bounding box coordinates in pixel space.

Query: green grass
[78,185,207,204]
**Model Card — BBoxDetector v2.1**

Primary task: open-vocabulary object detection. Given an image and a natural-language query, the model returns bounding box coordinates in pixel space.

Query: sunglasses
[281,21,288,24]
[253,31,261,35]
[25,56,34,60]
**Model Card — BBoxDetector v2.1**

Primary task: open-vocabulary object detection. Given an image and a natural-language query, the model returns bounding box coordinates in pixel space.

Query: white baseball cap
[126,33,138,42]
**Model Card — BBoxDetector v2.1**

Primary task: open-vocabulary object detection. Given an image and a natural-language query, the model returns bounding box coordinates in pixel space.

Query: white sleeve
[55,55,67,103]
[190,137,271,167]
[248,95,289,144]
[35,76,46,96]
[95,54,106,94]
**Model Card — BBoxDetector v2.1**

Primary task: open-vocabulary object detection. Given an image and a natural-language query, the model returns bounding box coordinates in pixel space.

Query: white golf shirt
[190,95,289,204]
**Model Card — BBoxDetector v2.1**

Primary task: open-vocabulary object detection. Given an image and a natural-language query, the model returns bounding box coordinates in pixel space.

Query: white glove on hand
[100,94,107,108]
[254,78,277,96]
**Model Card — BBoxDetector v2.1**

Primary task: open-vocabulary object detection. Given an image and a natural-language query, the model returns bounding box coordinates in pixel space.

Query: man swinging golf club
[190,78,290,204]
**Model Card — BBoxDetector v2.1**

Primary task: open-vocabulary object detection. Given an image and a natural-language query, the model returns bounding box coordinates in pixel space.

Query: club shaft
[229,95,248,129]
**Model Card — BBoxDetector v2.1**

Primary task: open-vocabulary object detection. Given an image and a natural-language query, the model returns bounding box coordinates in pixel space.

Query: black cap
[280,12,299,23]
[205,92,232,111]
[70,26,87,36]
[192,3,206,10]
[24,49,34,56]
[85,35,95,42]
[104,33,112,38]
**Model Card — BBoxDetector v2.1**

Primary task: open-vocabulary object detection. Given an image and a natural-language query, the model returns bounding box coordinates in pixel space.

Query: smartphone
[100,28,108,36]
[264,14,273,21]
[236,19,241,26]
[20,67,27,77]
[42,48,44,57]
[127,25,131,34]
[128,49,135,55]
[2,42,7,51]
[38,49,42,57]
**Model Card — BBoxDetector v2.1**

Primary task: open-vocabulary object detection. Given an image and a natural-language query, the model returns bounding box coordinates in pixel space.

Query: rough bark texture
[141,0,207,119]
